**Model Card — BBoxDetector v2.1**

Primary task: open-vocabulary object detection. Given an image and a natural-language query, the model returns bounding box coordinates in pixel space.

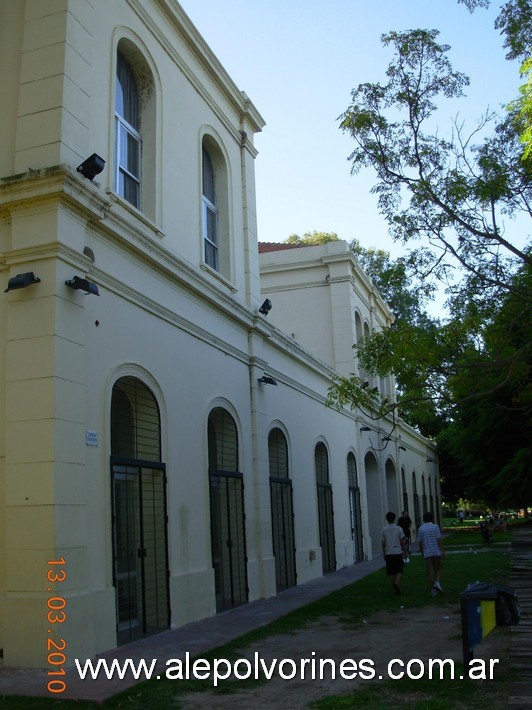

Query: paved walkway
[0,557,386,703]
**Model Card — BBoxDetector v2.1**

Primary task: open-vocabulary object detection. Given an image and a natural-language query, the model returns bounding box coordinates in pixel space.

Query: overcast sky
[179,0,521,256]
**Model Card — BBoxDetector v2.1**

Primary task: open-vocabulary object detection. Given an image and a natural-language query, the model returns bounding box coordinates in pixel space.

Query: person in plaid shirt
[417,511,446,596]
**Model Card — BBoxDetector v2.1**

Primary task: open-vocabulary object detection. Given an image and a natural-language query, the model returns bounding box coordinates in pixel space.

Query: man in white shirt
[381,511,407,595]
[417,510,445,596]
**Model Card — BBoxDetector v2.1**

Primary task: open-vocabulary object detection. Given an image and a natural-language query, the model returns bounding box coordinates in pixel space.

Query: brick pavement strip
[508,523,532,709]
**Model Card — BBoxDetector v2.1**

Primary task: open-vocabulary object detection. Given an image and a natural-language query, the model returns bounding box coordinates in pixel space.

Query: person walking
[417,511,445,596]
[397,510,412,556]
[382,512,407,595]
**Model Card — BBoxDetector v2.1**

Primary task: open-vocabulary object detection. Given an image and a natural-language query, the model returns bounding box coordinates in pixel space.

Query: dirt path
[177,604,506,708]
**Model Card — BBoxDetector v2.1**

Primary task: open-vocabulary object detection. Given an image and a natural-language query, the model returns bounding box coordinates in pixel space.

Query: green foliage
[350,239,435,324]
[493,0,532,63]
[286,231,340,245]
[444,266,532,506]
[509,57,532,162]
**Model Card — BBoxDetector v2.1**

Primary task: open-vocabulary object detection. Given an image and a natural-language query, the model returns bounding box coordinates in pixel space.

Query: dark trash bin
[460,581,520,666]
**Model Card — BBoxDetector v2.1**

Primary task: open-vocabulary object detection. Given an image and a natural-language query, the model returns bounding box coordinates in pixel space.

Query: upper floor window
[202,147,218,270]
[115,52,141,209]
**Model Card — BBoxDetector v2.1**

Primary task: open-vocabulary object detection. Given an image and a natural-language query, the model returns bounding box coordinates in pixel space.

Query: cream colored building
[0,0,439,668]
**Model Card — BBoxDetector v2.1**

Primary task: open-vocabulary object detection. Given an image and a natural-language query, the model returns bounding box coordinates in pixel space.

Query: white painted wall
[0,0,439,668]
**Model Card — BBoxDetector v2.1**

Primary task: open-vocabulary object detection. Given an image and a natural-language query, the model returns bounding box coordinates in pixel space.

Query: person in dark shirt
[398,510,412,554]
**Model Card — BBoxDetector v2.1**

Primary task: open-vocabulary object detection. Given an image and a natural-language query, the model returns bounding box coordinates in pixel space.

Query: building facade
[0,0,439,668]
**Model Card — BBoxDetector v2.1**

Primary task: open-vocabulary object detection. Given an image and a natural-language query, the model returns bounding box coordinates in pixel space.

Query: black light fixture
[258,375,278,386]
[382,436,392,442]
[399,445,407,451]
[259,298,272,316]
[76,153,105,181]
[65,275,99,296]
[360,426,371,432]
[4,272,41,292]
[426,457,434,463]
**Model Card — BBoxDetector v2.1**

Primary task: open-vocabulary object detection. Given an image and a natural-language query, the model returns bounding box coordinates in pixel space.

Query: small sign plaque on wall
[86,430,98,447]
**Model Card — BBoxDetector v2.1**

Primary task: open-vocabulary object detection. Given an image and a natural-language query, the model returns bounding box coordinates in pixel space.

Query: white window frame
[202,194,218,270]
[202,147,219,271]
[115,113,141,209]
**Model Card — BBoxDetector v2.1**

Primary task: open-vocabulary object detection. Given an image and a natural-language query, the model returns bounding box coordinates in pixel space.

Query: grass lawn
[444,529,512,547]
[1,533,511,709]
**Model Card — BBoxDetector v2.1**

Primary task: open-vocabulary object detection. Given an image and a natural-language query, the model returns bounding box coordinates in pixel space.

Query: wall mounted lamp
[76,153,105,181]
[65,275,99,296]
[399,445,407,451]
[382,436,392,442]
[259,298,272,316]
[4,272,41,292]
[360,426,371,432]
[258,375,277,386]
[426,457,434,463]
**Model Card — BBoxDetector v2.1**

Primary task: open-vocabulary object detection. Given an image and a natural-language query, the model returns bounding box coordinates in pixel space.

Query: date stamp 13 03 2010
[46,556,67,694]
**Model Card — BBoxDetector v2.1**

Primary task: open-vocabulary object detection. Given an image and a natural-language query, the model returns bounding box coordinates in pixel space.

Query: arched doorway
[268,428,297,591]
[315,442,336,574]
[347,453,364,562]
[208,407,248,612]
[110,376,169,643]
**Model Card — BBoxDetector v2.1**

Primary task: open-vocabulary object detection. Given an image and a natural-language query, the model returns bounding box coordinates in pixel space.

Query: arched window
[315,442,336,574]
[268,428,296,590]
[347,453,363,562]
[110,376,168,643]
[208,407,248,611]
[114,41,157,220]
[115,52,141,209]
[201,136,230,279]
[111,376,160,461]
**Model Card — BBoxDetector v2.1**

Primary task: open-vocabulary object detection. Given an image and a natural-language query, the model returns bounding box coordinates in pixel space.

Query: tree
[339,29,530,289]
[444,264,532,506]
[330,12,531,504]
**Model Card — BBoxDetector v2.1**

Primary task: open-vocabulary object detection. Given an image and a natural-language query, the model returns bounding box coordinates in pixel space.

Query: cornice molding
[126,0,265,143]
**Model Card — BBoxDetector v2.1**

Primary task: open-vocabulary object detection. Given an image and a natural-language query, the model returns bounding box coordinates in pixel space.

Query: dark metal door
[317,482,336,574]
[349,486,364,562]
[112,462,169,643]
[209,471,248,612]
[270,477,296,591]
